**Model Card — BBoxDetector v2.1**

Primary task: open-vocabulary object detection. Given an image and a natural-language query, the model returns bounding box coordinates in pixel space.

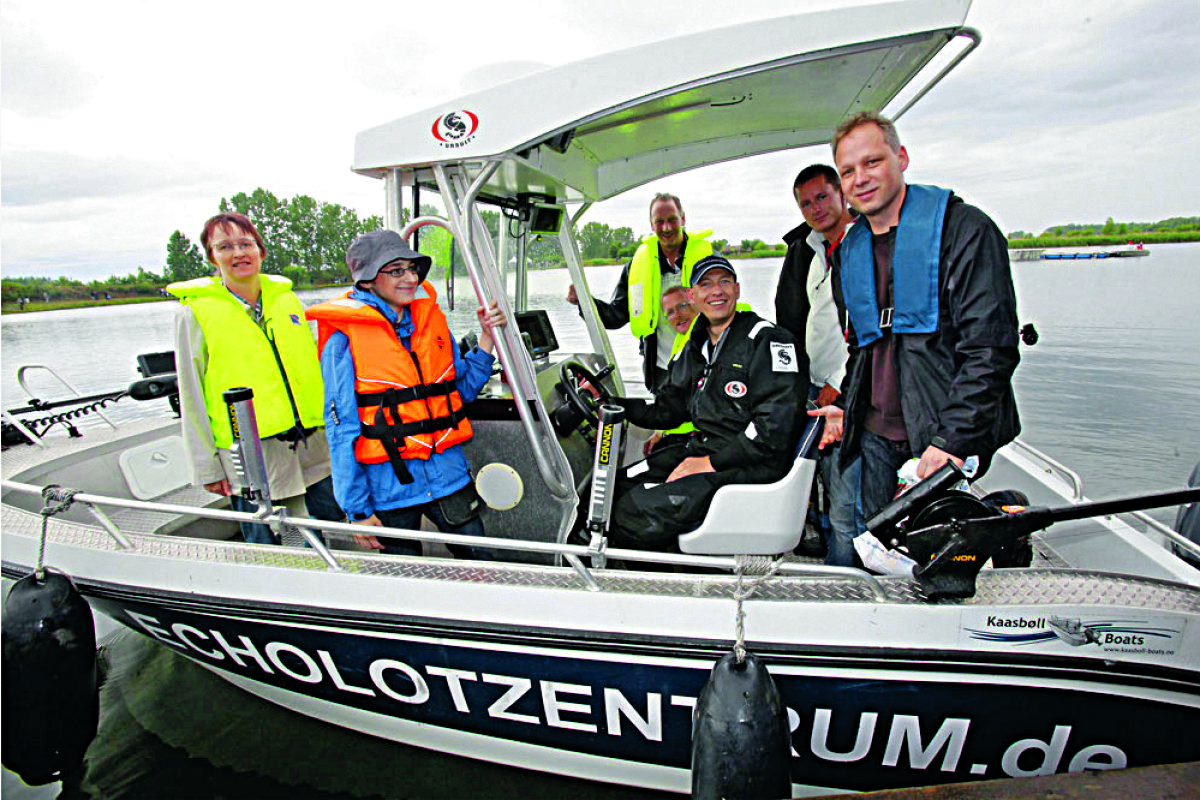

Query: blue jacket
[321,289,495,518]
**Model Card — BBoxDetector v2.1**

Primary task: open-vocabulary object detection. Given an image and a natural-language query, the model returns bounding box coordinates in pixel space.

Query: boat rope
[37,484,79,579]
[731,554,784,663]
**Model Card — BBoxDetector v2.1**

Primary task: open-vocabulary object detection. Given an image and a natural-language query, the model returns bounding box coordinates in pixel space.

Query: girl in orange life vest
[310,230,506,558]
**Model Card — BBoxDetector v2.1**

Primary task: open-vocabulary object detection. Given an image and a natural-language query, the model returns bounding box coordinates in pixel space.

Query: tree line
[1007,216,1200,247]
[164,188,386,286]
[9,197,1196,310]
[3,189,387,306]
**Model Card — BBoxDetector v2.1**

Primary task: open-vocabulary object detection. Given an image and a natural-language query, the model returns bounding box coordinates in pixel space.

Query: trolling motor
[868,464,1200,599]
[582,405,627,568]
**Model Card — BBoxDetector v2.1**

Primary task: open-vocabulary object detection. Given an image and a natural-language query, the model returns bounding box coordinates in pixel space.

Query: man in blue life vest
[308,230,505,559]
[566,193,714,392]
[603,256,804,552]
[810,112,1021,520]
[170,212,342,544]
[775,163,863,566]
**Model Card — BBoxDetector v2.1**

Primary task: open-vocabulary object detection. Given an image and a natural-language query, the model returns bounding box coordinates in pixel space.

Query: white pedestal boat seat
[677,417,823,555]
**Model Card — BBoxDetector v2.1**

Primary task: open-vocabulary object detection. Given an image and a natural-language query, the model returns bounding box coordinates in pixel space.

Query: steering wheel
[557,360,615,426]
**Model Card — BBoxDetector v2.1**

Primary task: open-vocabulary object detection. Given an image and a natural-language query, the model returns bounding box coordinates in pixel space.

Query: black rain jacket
[618,310,804,478]
[838,194,1021,475]
[774,222,849,374]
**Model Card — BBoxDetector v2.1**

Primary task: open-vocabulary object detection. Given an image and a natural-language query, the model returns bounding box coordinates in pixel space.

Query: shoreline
[1,284,354,316]
[4,240,1195,316]
[2,295,173,314]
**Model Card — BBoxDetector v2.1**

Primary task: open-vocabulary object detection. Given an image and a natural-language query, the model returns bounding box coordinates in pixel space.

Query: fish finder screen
[529,204,564,235]
[515,310,559,358]
[137,351,177,377]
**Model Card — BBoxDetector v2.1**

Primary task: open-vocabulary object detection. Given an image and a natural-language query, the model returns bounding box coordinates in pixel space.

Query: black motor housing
[2,571,99,785]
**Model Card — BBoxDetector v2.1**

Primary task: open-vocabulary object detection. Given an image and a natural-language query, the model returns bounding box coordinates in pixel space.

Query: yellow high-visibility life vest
[627,229,713,339]
[168,275,325,448]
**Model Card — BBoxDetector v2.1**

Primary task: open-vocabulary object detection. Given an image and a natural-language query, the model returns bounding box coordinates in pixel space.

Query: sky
[3,0,1199,281]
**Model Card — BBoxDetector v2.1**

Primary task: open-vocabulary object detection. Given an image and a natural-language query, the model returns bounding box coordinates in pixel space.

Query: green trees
[165,230,207,282]
[218,188,383,282]
[576,222,638,261]
[1007,216,1200,248]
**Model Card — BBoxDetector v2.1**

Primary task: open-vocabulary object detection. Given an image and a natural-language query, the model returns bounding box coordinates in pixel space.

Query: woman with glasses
[307,230,505,559]
[167,212,342,545]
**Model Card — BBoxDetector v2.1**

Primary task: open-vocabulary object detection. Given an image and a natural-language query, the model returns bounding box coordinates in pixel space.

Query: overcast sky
[3,0,1198,281]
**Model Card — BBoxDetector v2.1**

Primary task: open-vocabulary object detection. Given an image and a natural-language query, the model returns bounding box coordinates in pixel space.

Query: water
[3,244,1199,797]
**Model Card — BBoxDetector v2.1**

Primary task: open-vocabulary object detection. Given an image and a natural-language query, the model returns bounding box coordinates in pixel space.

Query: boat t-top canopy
[353,0,977,206]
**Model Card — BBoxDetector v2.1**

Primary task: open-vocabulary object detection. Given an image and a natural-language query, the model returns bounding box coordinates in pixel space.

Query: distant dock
[1010,245,1150,262]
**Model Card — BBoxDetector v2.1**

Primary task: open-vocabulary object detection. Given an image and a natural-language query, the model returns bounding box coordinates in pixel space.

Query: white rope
[37,484,78,579]
[731,554,784,663]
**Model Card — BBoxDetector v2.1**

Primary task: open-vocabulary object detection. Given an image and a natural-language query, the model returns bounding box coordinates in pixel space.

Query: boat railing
[431,162,577,504]
[889,27,981,120]
[0,478,888,600]
[1125,508,1200,562]
[12,364,122,442]
[1008,438,1084,501]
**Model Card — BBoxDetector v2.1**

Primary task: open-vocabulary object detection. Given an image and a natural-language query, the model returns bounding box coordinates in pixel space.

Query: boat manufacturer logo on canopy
[432,110,479,149]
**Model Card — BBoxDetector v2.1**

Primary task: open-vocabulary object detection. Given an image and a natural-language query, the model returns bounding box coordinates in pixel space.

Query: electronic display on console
[515,310,559,358]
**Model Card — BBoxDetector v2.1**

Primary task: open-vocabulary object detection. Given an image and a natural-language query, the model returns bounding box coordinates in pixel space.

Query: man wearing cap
[603,255,804,552]
[566,193,714,393]
[307,230,506,558]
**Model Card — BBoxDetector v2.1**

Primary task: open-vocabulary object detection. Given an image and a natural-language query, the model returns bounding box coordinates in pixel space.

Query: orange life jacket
[308,285,473,484]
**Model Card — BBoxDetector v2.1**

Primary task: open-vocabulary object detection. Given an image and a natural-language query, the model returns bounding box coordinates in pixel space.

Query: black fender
[2,571,99,785]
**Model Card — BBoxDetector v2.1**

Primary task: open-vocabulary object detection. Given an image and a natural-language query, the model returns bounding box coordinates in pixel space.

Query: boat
[4,1,1199,795]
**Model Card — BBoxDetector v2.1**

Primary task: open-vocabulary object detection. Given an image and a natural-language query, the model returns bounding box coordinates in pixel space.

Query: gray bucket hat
[346,229,433,284]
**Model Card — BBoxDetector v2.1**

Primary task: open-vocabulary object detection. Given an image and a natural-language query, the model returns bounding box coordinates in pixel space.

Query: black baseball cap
[690,254,737,284]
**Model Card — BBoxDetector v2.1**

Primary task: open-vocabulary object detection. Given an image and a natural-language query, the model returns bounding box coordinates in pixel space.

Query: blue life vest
[840,184,951,347]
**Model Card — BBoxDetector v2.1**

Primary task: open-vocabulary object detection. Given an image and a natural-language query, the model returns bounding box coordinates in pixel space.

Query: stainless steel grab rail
[1,478,889,600]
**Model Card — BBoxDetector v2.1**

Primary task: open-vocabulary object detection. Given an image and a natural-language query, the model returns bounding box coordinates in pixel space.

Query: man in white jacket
[775,164,863,566]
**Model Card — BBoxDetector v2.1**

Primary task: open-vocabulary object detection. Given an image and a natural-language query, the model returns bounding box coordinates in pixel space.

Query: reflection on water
[3,245,1199,797]
[2,625,667,799]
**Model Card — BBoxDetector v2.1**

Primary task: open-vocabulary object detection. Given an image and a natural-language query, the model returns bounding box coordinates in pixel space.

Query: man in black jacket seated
[811,112,1021,519]
[605,255,804,552]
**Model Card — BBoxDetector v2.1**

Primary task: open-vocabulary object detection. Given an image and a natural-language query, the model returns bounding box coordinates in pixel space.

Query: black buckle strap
[358,387,468,486]
[360,408,468,441]
[355,380,455,408]
[379,388,414,485]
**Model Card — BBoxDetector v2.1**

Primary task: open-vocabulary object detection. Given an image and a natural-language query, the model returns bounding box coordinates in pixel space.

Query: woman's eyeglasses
[376,264,420,279]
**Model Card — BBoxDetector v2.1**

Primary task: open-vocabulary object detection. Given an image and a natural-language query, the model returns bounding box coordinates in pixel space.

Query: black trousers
[608,441,786,552]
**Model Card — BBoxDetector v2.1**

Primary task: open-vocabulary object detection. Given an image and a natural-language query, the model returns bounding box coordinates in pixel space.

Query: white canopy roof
[353,0,974,204]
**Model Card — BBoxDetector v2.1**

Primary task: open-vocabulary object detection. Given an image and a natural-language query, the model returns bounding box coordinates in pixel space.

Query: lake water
[3,244,1199,797]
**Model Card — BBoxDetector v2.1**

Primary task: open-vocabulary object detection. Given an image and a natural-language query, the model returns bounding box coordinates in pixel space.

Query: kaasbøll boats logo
[432,110,479,149]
